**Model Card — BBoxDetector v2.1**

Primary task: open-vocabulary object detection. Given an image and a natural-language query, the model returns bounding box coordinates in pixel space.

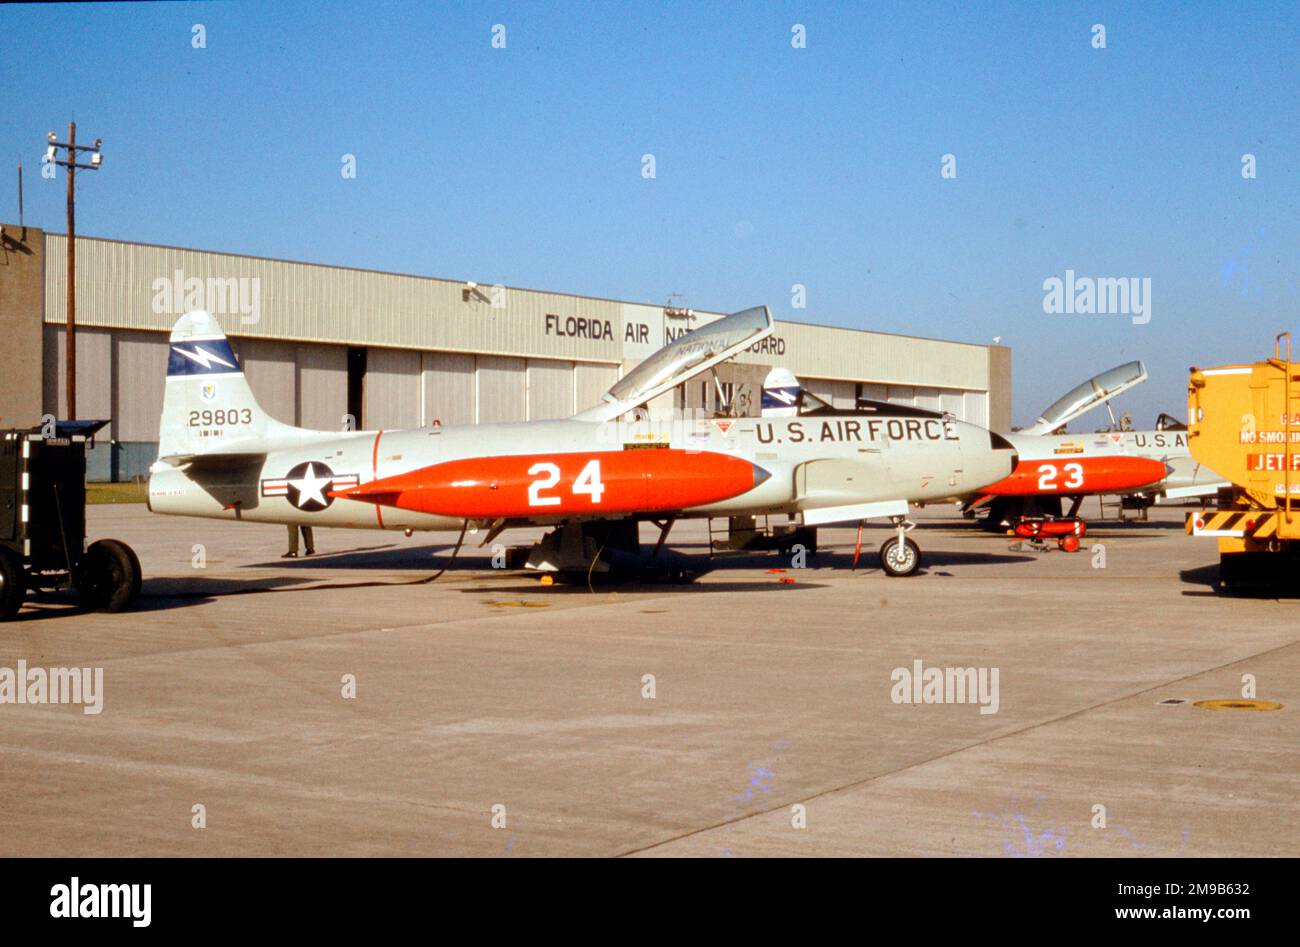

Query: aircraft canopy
[1021,360,1148,435]
[575,305,773,420]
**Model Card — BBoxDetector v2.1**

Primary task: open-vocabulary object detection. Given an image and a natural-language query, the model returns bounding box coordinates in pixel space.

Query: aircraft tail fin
[156,311,310,462]
[761,367,803,417]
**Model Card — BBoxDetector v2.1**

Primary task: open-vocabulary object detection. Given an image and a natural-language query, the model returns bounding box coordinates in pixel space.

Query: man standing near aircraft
[284,524,315,559]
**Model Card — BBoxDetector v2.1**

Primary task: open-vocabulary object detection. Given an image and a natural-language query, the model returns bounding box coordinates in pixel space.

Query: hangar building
[0,224,1011,481]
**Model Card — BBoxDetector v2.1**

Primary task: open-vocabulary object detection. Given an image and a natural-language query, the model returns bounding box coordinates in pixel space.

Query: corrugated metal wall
[39,235,1010,477]
[44,235,994,392]
[44,235,628,364]
[756,321,989,390]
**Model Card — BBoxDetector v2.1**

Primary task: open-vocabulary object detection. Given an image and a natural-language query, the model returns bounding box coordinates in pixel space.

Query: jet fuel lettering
[1247,453,1300,472]
[755,418,958,444]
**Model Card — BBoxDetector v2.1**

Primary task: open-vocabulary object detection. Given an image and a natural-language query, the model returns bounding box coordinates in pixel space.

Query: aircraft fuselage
[149,413,1014,531]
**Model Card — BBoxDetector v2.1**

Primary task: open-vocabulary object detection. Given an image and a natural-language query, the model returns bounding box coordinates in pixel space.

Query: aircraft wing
[1020,360,1147,435]
[1158,481,1231,501]
[572,305,773,421]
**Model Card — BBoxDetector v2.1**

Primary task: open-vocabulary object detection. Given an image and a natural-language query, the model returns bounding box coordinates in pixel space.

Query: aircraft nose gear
[878,516,921,577]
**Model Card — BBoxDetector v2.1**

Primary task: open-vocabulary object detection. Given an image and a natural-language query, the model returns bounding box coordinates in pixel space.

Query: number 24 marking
[528,460,606,507]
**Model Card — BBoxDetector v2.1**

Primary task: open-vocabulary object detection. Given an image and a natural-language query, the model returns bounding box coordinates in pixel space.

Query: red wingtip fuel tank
[334,449,771,518]
[981,455,1168,497]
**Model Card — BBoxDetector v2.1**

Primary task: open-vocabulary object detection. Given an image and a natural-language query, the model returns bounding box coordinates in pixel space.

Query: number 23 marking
[528,459,606,507]
[1037,462,1083,491]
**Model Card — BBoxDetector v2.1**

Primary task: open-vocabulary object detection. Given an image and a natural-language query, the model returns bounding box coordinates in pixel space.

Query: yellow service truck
[1187,334,1300,591]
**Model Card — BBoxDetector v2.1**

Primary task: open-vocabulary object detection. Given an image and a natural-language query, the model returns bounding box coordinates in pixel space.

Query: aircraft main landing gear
[878,517,921,577]
[523,520,699,584]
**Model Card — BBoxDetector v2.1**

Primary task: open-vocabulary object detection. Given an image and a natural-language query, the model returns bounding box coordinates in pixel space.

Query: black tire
[1219,552,1286,596]
[78,539,142,612]
[0,546,26,620]
[878,536,921,577]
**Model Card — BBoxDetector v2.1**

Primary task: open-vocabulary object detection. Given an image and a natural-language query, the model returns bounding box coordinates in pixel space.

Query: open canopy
[1020,360,1148,435]
[574,305,773,421]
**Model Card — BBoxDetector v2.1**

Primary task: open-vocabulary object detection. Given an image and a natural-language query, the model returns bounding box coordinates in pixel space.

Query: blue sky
[3,1,1297,426]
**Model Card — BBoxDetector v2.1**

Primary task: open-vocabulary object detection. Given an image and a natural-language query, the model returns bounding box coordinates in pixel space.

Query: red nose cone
[981,455,1167,497]
[335,449,768,518]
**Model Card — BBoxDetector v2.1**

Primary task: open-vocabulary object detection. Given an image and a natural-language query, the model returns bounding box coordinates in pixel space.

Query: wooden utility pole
[45,122,103,420]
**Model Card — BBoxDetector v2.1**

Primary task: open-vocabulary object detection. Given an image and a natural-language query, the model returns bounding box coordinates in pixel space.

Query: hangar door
[527,360,574,420]
[366,348,422,430]
[238,339,298,425]
[964,391,989,428]
[298,345,348,431]
[477,356,526,423]
[575,363,620,414]
[423,352,475,427]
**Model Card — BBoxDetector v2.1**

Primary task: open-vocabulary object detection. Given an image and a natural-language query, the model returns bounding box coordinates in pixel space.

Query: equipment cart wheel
[1059,535,1081,553]
[878,536,921,577]
[0,546,25,620]
[78,539,142,612]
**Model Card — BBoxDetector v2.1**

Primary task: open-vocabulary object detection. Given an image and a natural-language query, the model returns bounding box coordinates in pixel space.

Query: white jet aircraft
[761,361,1227,530]
[148,306,1019,576]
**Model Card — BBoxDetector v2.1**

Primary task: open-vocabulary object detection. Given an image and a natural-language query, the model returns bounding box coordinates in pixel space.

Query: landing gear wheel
[878,536,921,577]
[77,539,142,612]
[0,547,25,620]
[1059,535,1081,553]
